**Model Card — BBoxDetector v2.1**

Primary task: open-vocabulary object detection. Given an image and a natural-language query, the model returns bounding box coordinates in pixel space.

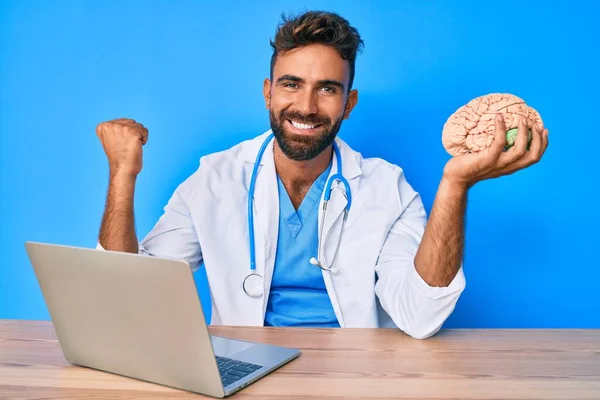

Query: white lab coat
[99,131,466,339]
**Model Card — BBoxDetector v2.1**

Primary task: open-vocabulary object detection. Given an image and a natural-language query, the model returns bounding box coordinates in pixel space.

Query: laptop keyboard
[216,356,263,387]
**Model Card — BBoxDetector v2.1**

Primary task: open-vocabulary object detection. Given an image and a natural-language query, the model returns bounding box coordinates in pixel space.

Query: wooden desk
[1,320,599,399]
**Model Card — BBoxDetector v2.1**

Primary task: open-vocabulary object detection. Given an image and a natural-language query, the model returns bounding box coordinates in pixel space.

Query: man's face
[263,44,358,161]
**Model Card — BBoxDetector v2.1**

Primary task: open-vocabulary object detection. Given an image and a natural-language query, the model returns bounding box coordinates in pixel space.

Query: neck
[273,142,333,209]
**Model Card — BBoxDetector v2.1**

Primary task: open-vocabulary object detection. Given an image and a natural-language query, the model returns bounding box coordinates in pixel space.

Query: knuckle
[96,121,113,136]
[125,125,142,137]
[498,159,510,169]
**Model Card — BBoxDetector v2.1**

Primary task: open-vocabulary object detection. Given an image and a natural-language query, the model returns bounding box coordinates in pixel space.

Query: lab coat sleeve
[374,167,466,339]
[95,173,203,272]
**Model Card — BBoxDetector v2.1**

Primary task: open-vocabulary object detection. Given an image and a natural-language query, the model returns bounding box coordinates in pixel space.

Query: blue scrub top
[264,163,340,327]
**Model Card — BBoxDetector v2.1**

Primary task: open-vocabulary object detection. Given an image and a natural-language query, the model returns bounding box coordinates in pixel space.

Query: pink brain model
[441,93,543,156]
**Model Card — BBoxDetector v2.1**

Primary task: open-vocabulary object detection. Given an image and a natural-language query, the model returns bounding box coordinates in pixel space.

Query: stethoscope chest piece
[243,273,264,297]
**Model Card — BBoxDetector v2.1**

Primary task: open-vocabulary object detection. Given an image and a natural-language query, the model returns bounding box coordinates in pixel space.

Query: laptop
[24,241,300,398]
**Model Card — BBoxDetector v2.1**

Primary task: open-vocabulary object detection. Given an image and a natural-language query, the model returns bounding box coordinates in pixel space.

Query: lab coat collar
[242,130,363,180]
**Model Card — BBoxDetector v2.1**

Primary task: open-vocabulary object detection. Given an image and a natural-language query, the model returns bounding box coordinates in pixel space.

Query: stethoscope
[243,133,352,298]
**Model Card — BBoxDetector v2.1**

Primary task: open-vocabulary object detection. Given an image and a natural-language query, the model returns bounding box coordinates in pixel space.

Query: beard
[269,108,344,161]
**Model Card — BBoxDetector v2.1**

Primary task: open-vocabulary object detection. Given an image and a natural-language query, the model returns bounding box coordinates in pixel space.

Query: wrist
[439,175,470,197]
[109,168,138,183]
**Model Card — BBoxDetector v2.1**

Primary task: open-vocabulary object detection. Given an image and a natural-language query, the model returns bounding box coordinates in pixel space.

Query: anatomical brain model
[441,93,543,156]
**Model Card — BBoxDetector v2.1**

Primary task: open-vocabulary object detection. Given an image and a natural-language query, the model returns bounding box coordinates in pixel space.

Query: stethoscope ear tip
[309,257,319,266]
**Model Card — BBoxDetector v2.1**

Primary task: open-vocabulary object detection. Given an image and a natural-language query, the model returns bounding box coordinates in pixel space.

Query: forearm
[414,177,468,287]
[98,172,139,253]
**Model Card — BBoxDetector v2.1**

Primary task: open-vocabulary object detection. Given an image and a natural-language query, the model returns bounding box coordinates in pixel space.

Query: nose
[297,90,318,115]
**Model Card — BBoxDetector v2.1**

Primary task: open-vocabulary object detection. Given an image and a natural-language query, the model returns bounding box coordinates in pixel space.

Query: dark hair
[269,10,364,91]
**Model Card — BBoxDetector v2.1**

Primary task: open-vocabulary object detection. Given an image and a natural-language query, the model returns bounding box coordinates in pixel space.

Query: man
[96,11,548,339]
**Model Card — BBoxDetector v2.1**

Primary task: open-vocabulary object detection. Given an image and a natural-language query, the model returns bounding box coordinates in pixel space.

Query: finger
[124,124,146,143]
[491,113,507,158]
[96,123,107,143]
[498,121,544,175]
[513,116,530,155]
[140,126,149,145]
[123,119,147,135]
[114,118,137,124]
[517,120,543,168]
[498,117,529,168]
[489,154,530,178]
[527,121,544,162]
[116,119,144,131]
[480,124,549,181]
[118,119,146,141]
[540,128,549,157]
[515,120,545,166]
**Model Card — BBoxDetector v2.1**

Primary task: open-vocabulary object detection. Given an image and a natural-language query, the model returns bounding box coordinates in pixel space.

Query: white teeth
[290,120,316,130]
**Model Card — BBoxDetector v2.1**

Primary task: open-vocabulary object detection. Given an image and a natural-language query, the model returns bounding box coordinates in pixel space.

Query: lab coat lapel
[319,181,348,255]
[319,147,349,255]
[317,138,363,327]
[248,136,279,320]
[316,149,348,326]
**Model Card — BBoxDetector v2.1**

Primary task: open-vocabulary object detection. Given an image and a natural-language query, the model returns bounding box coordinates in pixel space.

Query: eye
[284,83,299,89]
[320,86,337,94]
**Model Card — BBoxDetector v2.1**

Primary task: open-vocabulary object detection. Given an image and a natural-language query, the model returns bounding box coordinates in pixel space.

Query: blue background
[1,0,598,328]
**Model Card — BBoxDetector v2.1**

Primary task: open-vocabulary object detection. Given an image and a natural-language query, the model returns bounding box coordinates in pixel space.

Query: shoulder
[173,131,271,200]
[337,136,407,179]
[340,138,422,212]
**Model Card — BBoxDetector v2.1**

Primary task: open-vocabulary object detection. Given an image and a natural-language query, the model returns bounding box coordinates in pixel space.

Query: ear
[343,89,358,119]
[263,78,272,109]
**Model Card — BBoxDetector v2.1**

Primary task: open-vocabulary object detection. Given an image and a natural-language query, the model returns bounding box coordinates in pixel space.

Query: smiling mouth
[287,119,323,130]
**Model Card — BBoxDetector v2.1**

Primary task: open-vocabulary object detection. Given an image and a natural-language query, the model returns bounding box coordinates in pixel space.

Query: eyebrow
[276,74,345,91]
